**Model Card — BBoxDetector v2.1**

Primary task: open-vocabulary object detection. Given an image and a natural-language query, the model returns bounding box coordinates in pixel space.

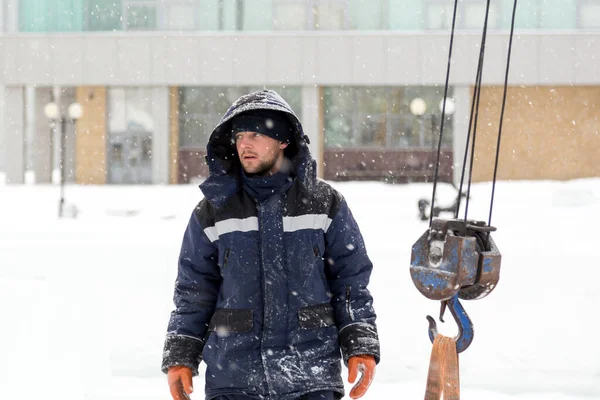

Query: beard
[241,152,279,177]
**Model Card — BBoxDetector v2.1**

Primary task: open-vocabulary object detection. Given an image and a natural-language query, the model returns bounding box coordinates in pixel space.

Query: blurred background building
[0,0,598,185]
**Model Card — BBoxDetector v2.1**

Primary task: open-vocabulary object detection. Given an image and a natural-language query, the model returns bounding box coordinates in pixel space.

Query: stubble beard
[242,152,279,177]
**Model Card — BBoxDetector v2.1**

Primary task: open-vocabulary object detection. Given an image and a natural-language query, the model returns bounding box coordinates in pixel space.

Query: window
[464,2,499,30]
[273,1,308,30]
[125,1,157,30]
[579,1,600,29]
[178,86,302,148]
[273,0,348,30]
[424,1,499,30]
[19,0,85,32]
[314,1,347,30]
[107,88,154,184]
[323,86,454,149]
[87,0,122,31]
[348,0,387,30]
[163,1,197,30]
[426,3,455,30]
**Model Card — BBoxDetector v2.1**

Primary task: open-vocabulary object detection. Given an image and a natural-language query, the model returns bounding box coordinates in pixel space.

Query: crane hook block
[410,218,501,301]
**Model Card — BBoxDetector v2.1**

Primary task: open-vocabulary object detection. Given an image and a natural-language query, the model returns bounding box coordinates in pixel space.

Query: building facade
[1,0,599,185]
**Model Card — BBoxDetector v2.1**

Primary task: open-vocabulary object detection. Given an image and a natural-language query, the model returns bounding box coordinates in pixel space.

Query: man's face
[235,131,288,176]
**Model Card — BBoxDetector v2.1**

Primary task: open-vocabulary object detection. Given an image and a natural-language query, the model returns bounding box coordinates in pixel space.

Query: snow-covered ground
[1,177,599,400]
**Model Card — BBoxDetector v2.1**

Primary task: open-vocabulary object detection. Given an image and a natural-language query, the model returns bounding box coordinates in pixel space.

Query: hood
[200,89,316,208]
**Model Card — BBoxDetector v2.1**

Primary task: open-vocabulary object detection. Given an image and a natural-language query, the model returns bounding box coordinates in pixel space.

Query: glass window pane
[165,3,196,30]
[125,4,157,30]
[315,2,346,30]
[325,86,453,149]
[324,87,354,147]
[426,4,454,30]
[126,88,154,132]
[242,0,272,30]
[268,86,303,118]
[180,117,212,147]
[357,87,387,114]
[580,4,600,29]
[179,86,302,147]
[179,87,239,147]
[108,88,127,132]
[88,0,123,31]
[540,0,576,30]
[357,114,386,146]
[388,115,414,148]
[19,0,85,32]
[198,0,219,30]
[108,88,154,184]
[349,0,384,30]
[464,3,498,30]
[273,3,306,30]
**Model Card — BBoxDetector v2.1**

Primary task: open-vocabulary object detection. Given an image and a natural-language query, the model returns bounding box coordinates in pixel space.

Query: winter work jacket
[162,90,380,400]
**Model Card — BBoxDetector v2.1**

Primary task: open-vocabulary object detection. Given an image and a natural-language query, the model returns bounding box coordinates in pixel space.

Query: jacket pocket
[298,303,335,329]
[208,308,253,333]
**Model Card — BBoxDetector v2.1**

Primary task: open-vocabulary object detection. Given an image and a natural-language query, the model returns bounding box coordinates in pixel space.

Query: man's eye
[254,133,262,137]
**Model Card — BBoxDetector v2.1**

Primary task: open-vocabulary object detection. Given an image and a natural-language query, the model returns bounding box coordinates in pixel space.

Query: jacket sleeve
[161,209,221,376]
[324,193,380,365]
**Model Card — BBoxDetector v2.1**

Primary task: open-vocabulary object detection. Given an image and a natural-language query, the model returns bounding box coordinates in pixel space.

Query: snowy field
[1,177,599,400]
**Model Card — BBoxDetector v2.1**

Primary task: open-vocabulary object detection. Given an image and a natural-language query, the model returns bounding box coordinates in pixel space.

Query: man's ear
[280,142,289,150]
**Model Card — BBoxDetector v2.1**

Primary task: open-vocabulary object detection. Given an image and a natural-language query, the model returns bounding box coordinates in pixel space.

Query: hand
[348,355,376,399]
[167,366,193,400]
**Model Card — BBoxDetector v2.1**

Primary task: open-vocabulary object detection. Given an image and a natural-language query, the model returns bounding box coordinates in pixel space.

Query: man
[162,90,380,400]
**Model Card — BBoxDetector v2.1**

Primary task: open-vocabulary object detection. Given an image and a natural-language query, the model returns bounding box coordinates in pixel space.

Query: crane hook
[426,294,474,354]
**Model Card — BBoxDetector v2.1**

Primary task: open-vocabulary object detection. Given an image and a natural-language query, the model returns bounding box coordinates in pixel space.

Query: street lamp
[439,98,456,116]
[410,97,427,147]
[44,100,83,218]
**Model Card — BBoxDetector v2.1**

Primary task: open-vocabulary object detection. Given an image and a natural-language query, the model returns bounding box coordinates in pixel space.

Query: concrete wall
[33,87,53,182]
[151,87,170,185]
[0,32,598,87]
[168,87,179,185]
[2,86,25,183]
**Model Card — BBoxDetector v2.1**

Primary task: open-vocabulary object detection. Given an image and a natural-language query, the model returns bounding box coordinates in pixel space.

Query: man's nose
[237,136,252,149]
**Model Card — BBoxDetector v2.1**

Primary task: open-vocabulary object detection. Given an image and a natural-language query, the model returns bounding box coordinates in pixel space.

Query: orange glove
[167,366,193,400]
[348,355,376,399]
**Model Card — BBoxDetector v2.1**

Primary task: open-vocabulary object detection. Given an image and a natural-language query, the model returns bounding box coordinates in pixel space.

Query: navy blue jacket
[162,90,380,400]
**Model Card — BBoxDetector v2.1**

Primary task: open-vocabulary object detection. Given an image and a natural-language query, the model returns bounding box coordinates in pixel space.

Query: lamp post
[44,101,83,218]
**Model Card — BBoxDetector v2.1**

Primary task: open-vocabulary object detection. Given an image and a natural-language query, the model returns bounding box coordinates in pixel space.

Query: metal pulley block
[410,218,501,301]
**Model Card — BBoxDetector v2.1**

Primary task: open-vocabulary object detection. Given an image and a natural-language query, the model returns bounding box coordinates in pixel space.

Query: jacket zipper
[314,246,328,286]
[223,248,231,269]
[346,285,353,321]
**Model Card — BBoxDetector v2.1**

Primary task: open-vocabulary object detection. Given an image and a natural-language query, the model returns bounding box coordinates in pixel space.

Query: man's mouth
[243,154,257,160]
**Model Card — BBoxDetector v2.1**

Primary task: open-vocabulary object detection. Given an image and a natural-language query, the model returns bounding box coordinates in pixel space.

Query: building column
[3,86,26,184]
[75,87,107,184]
[301,85,323,178]
[0,85,4,175]
[151,87,170,185]
[33,87,53,183]
[452,86,471,187]
[168,87,179,184]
